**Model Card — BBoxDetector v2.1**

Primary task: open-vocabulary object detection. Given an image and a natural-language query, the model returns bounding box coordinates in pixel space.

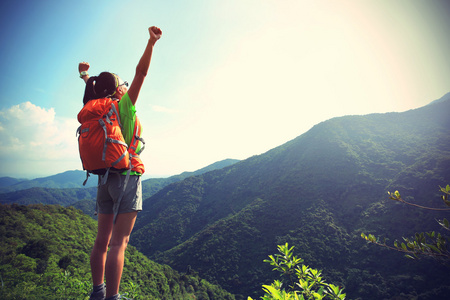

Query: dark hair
[83,72,119,105]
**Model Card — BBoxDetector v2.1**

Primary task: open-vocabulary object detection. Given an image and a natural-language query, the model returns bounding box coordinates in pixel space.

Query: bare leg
[105,212,137,298]
[91,213,114,286]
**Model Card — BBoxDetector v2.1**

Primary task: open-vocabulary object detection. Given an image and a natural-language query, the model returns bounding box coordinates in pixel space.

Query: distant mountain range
[2,93,450,299]
[0,170,99,192]
[0,159,240,212]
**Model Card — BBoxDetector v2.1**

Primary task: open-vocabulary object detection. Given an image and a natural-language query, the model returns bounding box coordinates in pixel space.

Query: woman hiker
[78,26,162,300]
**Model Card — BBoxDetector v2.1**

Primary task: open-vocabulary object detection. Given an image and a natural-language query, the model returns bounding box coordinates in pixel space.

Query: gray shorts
[96,173,142,215]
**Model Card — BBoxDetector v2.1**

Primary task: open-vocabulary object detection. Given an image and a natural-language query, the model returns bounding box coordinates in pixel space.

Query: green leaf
[427,244,441,253]
[442,198,450,206]
[312,292,324,299]
[262,285,281,298]
[302,265,309,273]
[401,243,407,250]
[327,284,339,295]
[298,279,311,291]
[317,286,325,295]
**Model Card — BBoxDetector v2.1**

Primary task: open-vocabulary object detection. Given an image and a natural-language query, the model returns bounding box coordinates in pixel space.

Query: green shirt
[118,93,142,175]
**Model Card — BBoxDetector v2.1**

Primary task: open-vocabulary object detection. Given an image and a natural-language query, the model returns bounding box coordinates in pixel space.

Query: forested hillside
[141,159,239,199]
[0,187,97,206]
[131,97,450,299]
[0,204,235,299]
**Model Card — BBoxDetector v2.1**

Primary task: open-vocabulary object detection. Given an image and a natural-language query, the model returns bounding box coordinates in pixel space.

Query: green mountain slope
[0,204,234,299]
[131,97,450,299]
[142,159,239,199]
[0,187,97,207]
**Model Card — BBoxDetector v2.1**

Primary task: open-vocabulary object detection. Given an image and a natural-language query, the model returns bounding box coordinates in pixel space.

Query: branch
[388,190,450,211]
[361,232,450,260]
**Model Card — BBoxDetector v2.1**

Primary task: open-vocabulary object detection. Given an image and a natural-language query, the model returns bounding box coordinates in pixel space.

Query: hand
[78,62,90,73]
[148,26,162,43]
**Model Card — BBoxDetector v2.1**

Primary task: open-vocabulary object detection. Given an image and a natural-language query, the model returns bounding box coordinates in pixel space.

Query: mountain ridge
[0,170,99,192]
[131,96,450,299]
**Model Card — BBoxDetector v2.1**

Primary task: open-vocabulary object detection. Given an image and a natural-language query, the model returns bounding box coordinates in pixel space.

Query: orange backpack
[77,98,130,180]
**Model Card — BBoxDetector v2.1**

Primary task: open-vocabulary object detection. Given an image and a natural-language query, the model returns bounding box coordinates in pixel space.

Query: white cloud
[0,102,80,178]
[2,101,55,124]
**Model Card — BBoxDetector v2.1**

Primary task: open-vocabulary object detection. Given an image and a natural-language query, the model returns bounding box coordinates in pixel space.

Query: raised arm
[128,26,162,105]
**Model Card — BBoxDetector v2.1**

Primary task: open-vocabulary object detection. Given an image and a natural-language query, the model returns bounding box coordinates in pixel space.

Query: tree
[361,185,450,261]
[248,243,346,300]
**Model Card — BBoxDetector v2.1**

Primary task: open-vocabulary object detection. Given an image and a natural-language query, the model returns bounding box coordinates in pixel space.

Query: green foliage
[248,243,346,300]
[0,186,97,207]
[387,187,450,211]
[362,186,450,261]
[441,184,450,207]
[141,158,239,200]
[0,204,235,299]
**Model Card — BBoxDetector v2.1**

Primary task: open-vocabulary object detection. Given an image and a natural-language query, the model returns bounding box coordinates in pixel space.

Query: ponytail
[83,76,97,105]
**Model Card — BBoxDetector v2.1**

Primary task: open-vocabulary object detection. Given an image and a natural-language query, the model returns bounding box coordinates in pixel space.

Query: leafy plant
[248,243,346,300]
[362,186,450,261]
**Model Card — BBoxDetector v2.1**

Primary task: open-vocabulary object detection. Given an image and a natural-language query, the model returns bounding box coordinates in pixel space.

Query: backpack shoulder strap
[110,101,123,130]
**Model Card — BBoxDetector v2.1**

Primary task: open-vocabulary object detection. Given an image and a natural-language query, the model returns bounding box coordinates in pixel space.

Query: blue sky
[1,0,450,179]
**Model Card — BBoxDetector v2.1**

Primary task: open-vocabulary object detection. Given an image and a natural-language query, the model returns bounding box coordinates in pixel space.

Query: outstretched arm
[128,26,162,105]
[78,62,90,84]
